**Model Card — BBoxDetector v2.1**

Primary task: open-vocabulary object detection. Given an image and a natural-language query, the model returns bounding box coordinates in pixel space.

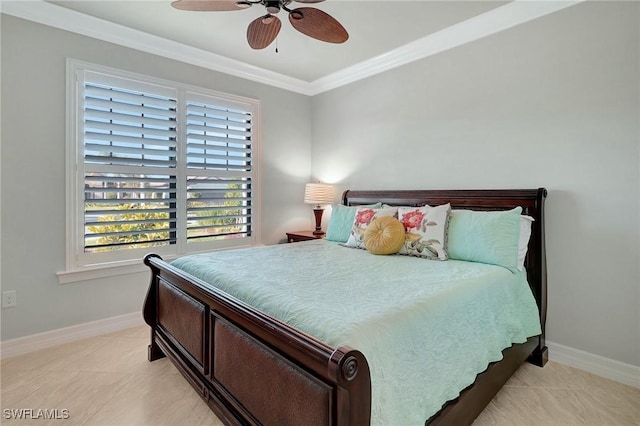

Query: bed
[142,188,548,425]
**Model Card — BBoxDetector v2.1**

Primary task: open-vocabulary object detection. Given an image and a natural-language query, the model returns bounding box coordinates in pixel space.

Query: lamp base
[312,208,325,235]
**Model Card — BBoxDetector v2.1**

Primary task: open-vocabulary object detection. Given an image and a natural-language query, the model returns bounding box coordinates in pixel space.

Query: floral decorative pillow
[398,204,451,260]
[343,207,398,249]
[325,203,382,243]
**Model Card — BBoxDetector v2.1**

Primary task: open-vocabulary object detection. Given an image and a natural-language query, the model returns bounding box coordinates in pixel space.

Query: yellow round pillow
[363,216,405,255]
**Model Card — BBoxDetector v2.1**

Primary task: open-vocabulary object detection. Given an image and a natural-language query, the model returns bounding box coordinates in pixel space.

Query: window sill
[56,257,177,284]
[57,243,265,284]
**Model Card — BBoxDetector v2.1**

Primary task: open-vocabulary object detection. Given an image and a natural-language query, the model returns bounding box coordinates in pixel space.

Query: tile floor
[1,326,638,425]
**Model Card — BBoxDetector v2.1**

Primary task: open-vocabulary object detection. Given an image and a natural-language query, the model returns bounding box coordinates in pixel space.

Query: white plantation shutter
[82,76,178,254]
[185,95,253,242]
[70,63,260,269]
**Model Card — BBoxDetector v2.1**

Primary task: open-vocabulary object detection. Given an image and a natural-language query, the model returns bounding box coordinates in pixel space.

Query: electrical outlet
[2,291,17,308]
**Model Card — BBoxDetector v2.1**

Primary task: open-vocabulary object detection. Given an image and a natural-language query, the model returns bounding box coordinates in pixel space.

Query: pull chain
[275,37,279,53]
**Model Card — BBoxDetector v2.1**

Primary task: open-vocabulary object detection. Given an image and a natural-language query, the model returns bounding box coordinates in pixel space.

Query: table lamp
[304,183,335,235]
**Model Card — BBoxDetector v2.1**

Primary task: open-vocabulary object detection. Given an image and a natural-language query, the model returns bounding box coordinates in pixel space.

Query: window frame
[64,59,261,278]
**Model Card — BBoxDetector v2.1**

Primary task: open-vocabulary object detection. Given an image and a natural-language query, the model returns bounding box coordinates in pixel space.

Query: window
[67,60,260,270]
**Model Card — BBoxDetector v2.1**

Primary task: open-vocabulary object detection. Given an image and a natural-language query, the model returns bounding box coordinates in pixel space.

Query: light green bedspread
[172,240,541,425]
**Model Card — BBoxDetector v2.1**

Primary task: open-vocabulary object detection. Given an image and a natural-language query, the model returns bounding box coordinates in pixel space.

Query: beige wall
[0,15,312,340]
[2,1,639,368]
[311,1,640,366]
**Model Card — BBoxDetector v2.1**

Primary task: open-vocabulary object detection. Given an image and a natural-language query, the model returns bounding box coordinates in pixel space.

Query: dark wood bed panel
[143,188,548,426]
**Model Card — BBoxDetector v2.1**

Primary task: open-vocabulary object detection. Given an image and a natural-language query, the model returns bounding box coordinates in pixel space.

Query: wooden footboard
[142,254,371,426]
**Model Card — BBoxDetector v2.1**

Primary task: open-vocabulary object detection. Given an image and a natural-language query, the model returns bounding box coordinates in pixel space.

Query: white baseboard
[2,317,638,390]
[0,312,145,359]
[548,340,640,389]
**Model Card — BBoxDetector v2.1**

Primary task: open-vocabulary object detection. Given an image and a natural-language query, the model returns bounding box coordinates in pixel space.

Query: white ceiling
[3,0,583,94]
[47,0,507,82]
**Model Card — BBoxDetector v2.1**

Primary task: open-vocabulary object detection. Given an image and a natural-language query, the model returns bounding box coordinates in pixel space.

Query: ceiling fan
[171,0,349,50]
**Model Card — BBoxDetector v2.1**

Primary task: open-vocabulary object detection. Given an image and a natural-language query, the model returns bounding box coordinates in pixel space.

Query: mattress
[172,239,541,425]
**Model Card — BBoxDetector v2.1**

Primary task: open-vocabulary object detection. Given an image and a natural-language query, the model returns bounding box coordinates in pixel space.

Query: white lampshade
[304,183,335,205]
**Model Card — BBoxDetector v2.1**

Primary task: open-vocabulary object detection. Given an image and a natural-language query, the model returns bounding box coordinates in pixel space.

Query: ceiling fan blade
[247,15,282,49]
[288,7,348,44]
[171,0,246,11]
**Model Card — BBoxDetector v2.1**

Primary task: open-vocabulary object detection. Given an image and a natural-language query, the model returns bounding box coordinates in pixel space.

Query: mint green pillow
[325,203,381,243]
[447,207,522,272]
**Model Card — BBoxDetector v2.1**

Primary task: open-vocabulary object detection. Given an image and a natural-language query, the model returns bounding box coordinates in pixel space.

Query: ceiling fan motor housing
[265,1,281,14]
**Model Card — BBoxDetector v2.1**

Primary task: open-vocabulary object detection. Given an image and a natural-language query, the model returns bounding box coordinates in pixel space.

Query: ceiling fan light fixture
[262,14,276,24]
[235,1,253,8]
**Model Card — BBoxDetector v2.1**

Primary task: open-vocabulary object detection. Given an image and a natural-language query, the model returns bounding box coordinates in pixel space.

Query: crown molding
[1,0,584,96]
[0,0,314,95]
[308,0,585,95]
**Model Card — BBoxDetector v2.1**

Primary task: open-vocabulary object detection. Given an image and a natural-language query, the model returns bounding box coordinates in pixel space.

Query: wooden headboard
[342,188,548,364]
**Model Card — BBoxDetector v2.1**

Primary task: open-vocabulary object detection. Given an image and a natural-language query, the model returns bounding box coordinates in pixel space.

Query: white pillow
[518,215,534,271]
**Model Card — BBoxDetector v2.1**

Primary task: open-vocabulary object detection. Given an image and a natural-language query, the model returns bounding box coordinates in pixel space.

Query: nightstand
[286,231,325,243]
